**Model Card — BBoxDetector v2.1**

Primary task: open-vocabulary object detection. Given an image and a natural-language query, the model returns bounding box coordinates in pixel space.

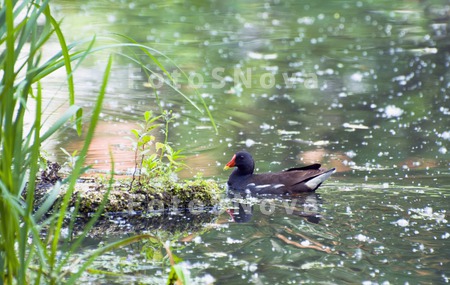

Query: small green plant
[141,236,190,285]
[60,147,80,173]
[130,110,186,189]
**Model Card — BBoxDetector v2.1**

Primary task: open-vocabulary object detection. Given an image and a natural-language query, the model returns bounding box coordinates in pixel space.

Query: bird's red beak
[223,154,236,170]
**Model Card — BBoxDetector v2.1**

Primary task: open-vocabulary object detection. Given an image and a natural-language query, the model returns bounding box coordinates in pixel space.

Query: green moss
[69,177,224,215]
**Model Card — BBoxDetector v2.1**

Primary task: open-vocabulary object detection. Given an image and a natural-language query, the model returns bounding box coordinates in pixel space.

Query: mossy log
[34,177,223,216]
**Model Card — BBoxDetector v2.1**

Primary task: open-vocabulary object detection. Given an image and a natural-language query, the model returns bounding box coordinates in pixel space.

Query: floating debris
[393,218,409,227]
[342,123,369,130]
[382,105,404,118]
[247,52,278,60]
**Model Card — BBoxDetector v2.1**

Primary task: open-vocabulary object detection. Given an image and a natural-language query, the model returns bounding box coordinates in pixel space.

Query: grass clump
[0,1,119,282]
[130,110,186,186]
[123,109,223,212]
[0,0,217,283]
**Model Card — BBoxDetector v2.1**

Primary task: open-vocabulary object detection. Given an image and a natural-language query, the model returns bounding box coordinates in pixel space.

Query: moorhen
[224,151,335,195]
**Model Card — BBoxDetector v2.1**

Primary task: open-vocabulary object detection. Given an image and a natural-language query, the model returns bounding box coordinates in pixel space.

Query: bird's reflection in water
[226,191,322,224]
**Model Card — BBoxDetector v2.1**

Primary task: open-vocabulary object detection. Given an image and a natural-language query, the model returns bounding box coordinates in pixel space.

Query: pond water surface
[40,0,450,283]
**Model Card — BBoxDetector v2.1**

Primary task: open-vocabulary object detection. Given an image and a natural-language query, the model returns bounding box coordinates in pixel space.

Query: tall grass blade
[33,181,61,223]
[18,81,43,284]
[114,34,218,134]
[43,4,82,135]
[1,1,217,283]
[38,105,80,143]
[58,148,114,276]
[49,55,113,280]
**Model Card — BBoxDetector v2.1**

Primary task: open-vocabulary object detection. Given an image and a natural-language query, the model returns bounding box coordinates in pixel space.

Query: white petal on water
[440,107,450,115]
[297,17,315,25]
[300,262,335,270]
[351,72,363,82]
[355,234,370,242]
[342,122,369,130]
[394,218,409,227]
[202,274,216,284]
[346,206,352,215]
[247,51,278,60]
[301,240,311,246]
[392,73,414,85]
[408,47,438,55]
[345,150,357,158]
[193,236,202,244]
[277,130,301,135]
[439,131,450,140]
[260,123,272,130]
[354,248,363,261]
[313,140,330,146]
[245,139,256,147]
[383,105,404,118]
[226,237,243,244]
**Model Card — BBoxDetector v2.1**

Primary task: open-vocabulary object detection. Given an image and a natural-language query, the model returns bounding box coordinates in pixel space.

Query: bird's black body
[224,151,335,195]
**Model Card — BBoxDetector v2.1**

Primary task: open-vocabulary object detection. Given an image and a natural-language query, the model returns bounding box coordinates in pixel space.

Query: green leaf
[140,135,155,145]
[131,129,140,138]
[155,142,165,151]
[146,124,161,132]
[147,114,163,124]
[51,55,113,275]
[167,267,178,285]
[144,110,152,122]
[168,264,191,285]
[60,147,71,157]
[165,144,174,155]
[33,181,62,222]
[171,252,184,264]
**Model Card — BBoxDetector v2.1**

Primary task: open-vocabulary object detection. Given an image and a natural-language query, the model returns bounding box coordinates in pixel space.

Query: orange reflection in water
[66,121,137,172]
[298,149,352,172]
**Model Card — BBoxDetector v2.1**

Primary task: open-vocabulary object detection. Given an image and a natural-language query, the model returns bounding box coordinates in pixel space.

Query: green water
[44,0,449,283]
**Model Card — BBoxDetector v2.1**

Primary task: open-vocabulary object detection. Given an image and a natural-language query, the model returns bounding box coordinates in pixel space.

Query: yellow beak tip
[223,165,231,170]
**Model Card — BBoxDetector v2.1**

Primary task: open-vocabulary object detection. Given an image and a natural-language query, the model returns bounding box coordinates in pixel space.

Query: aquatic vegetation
[0,1,99,283]
[0,0,216,284]
[127,109,213,206]
[124,109,224,211]
[0,3,112,283]
[130,110,186,185]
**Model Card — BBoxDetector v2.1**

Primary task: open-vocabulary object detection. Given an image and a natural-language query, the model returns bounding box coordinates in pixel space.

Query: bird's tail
[304,168,336,190]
